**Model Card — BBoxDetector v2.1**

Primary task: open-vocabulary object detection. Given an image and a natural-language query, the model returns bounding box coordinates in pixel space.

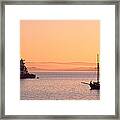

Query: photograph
[2,1,118,118]
[20,20,100,100]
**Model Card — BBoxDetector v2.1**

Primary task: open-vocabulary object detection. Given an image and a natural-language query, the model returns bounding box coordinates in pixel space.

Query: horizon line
[25,61,96,64]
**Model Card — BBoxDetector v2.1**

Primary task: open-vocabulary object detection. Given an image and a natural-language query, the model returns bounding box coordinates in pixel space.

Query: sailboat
[81,54,100,90]
[89,54,100,90]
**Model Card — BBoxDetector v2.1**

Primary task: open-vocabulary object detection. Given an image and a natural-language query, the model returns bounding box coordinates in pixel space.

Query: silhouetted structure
[20,59,36,79]
[81,54,100,90]
[89,54,100,90]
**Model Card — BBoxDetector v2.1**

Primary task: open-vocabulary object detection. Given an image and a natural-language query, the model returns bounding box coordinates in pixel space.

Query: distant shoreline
[29,70,97,72]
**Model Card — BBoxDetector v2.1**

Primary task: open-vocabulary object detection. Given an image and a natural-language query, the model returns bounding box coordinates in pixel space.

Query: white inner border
[5,5,115,115]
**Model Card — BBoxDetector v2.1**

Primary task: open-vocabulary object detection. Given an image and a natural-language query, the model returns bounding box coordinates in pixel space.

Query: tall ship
[81,54,100,90]
[89,54,100,90]
[20,59,36,79]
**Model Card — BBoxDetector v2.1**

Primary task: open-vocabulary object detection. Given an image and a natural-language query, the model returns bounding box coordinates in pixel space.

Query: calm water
[20,71,100,100]
[32,71,97,79]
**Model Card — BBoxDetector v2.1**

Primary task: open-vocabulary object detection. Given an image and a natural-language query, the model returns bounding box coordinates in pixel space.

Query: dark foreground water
[20,71,100,100]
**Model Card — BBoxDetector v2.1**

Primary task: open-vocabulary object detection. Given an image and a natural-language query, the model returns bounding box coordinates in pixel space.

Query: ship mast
[97,54,99,82]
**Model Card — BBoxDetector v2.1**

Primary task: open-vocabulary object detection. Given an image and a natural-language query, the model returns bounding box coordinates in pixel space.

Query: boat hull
[89,83,100,90]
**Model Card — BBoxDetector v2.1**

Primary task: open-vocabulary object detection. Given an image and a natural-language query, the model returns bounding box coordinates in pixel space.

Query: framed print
[0,0,119,119]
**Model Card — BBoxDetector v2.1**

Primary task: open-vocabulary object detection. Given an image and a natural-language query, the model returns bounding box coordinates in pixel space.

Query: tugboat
[81,54,100,90]
[20,58,36,79]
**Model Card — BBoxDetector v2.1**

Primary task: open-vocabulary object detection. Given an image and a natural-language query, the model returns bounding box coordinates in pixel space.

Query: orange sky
[20,20,99,64]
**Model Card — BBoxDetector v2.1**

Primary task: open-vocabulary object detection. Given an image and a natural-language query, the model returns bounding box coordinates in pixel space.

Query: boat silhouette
[81,54,100,90]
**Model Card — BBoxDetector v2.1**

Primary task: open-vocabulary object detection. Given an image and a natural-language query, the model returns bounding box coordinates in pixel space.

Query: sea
[20,71,100,100]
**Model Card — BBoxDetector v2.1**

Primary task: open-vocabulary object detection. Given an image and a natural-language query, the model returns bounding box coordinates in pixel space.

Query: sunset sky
[20,20,99,71]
